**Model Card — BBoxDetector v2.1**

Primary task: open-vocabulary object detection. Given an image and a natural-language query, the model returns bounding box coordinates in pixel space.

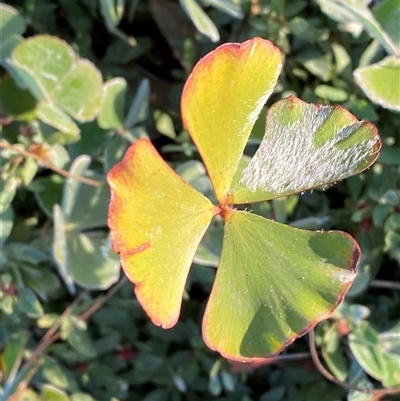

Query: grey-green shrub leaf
[349,324,385,382]
[231,96,381,204]
[17,287,44,318]
[154,109,176,139]
[373,0,400,55]
[29,175,64,218]
[52,60,103,121]
[6,243,48,265]
[0,207,13,247]
[289,17,329,43]
[20,156,38,185]
[332,43,352,78]
[124,78,150,130]
[68,121,111,159]
[296,49,333,81]
[67,232,120,290]
[8,35,103,134]
[52,204,75,294]
[1,333,27,383]
[103,37,152,64]
[315,85,348,102]
[71,394,96,401]
[354,56,400,111]
[322,0,398,56]
[0,3,26,65]
[98,77,127,129]
[65,172,108,232]
[99,0,124,28]
[104,135,127,173]
[205,0,243,19]
[67,328,97,358]
[315,0,364,37]
[348,358,374,401]
[9,35,75,98]
[0,74,36,120]
[36,102,80,142]
[0,176,20,213]
[0,4,26,43]
[180,0,220,42]
[61,155,91,221]
[41,358,76,390]
[41,385,70,401]
[21,265,60,301]
[99,0,137,45]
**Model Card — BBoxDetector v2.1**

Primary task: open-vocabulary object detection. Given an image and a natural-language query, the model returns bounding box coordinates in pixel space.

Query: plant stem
[370,279,400,290]
[79,276,127,321]
[28,290,89,364]
[0,140,102,187]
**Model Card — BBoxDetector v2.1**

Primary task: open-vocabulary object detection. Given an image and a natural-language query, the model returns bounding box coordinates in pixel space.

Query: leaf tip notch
[202,213,360,362]
[181,37,283,203]
[231,96,381,204]
[107,137,215,330]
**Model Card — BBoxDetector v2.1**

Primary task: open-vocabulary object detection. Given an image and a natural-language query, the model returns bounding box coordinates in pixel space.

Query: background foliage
[1,0,399,400]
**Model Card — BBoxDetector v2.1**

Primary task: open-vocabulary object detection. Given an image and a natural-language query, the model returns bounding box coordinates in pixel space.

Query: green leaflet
[203,210,358,360]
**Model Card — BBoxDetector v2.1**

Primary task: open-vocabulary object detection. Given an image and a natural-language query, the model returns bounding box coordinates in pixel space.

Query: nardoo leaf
[203,210,359,361]
[181,37,282,203]
[107,37,381,361]
[107,138,217,328]
[230,96,381,204]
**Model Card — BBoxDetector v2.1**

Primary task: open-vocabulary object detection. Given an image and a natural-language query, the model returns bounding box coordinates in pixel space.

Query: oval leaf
[36,101,80,140]
[180,0,220,42]
[67,232,120,290]
[61,155,91,221]
[52,59,103,121]
[98,77,127,129]
[52,204,75,294]
[374,0,400,54]
[230,96,381,204]
[9,35,103,123]
[327,0,398,56]
[354,56,400,112]
[107,138,217,328]
[0,3,26,65]
[181,37,282,202]
[203,210,358,361]
[0,4,26,43]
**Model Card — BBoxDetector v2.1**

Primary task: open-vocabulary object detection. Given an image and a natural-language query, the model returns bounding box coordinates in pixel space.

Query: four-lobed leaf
[107,37,381,360]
